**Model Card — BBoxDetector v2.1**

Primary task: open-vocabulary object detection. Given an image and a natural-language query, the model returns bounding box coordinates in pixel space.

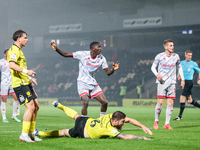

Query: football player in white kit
[0,49,21,123]
[151,39,185,130]
[50,41,120,117]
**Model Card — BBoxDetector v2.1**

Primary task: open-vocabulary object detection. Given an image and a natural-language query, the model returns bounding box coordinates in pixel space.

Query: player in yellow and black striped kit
[7,29,42,143]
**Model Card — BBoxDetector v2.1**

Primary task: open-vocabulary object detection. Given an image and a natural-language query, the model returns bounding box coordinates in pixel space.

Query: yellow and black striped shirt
[7,44,30,88]
[86,113,120,139]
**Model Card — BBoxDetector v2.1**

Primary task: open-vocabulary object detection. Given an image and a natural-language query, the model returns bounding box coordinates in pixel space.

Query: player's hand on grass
[50,40,57,51]
[112,61,120,70]
[141,126,153,135]
[143,137,152,140]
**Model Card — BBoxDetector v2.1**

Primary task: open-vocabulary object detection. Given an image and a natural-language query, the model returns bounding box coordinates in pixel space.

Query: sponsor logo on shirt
[162,64,175,70]
[3,64,10,72]
[86,62,99,68]
[12,53,16,58]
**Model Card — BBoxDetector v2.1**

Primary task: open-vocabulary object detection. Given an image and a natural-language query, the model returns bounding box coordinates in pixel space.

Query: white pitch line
[0,124,74,128]
[2,131,21,133]
[0,127,154,134]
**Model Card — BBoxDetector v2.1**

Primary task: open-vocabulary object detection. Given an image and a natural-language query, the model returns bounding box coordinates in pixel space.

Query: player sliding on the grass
[35,101,153,140]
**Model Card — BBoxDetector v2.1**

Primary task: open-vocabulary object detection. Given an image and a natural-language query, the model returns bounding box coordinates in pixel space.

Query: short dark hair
[12,29,27,41]
[112,111,126,121]
[4,49,9,54]
[163,39,173,46]
[90,41,99,50]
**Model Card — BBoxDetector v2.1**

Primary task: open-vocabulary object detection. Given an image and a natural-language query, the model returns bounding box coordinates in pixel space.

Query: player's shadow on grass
[174,124,200,128]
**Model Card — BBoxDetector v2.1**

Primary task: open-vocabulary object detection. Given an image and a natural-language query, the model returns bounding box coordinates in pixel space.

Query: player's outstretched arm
[104,61,120,76]
[125,117,153,135]
[112,61,120,70]
[50,40,73,57]
[9,62,36,76]
[116,133,151,140]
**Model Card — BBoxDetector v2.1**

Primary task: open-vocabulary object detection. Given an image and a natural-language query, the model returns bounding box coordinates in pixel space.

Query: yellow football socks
[39,130,60,137]
[22,121,31,133]
[29,121,36,133]
[57,103,78,119]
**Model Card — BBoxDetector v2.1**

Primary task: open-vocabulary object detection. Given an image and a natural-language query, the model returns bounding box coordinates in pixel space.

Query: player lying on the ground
[35,101,153,140]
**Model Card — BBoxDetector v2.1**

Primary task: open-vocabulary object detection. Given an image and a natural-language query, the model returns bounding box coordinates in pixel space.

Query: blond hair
[185,50,192,55]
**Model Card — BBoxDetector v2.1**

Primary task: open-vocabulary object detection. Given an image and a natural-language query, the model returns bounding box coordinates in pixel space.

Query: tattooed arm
[125,117,153,135]
[116,133,151,140]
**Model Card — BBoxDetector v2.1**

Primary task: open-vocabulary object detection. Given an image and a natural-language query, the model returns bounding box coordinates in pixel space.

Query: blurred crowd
[30,43,200,100]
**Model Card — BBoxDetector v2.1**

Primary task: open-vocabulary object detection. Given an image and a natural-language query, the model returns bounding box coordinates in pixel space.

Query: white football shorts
[157,83,176,99]
[0,83,15,97]
[77,81,103,99]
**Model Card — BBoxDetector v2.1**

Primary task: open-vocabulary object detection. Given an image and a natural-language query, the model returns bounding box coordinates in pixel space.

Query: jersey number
[90,120,100,127]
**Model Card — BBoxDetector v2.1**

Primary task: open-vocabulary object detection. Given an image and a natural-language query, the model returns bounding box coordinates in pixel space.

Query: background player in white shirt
[50,41,120,117]
[151,39,185,130]
[0,49,21,123]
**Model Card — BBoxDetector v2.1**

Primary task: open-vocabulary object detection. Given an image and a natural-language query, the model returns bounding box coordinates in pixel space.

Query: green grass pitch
[0,105,200,150]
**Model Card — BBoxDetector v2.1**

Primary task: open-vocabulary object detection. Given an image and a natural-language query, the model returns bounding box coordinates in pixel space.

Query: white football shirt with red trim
[153,52,181,84]
[73,51,108,85]
[0,58,12,86]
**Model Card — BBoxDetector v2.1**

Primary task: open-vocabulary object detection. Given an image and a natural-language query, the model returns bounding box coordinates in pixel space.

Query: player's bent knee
[31,106,36,112]
[167,100,174,106]
[35,106,39,112]
[60,129,70,137]
[59,129,65,136]
[82,99,89,106]
[158,98,164,105]
[73,114,80,120]
[102,100,108,106]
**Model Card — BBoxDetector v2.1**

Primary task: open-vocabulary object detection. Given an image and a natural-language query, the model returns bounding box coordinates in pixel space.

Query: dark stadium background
[0,0,200,107]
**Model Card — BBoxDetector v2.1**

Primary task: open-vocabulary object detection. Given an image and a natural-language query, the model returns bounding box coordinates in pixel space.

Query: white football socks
[100,112,106,117]
[1,101,6,120]
[165,105,173,125]
[155,103,162,122]
[17,102,20,114]
[12,100,19,117]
